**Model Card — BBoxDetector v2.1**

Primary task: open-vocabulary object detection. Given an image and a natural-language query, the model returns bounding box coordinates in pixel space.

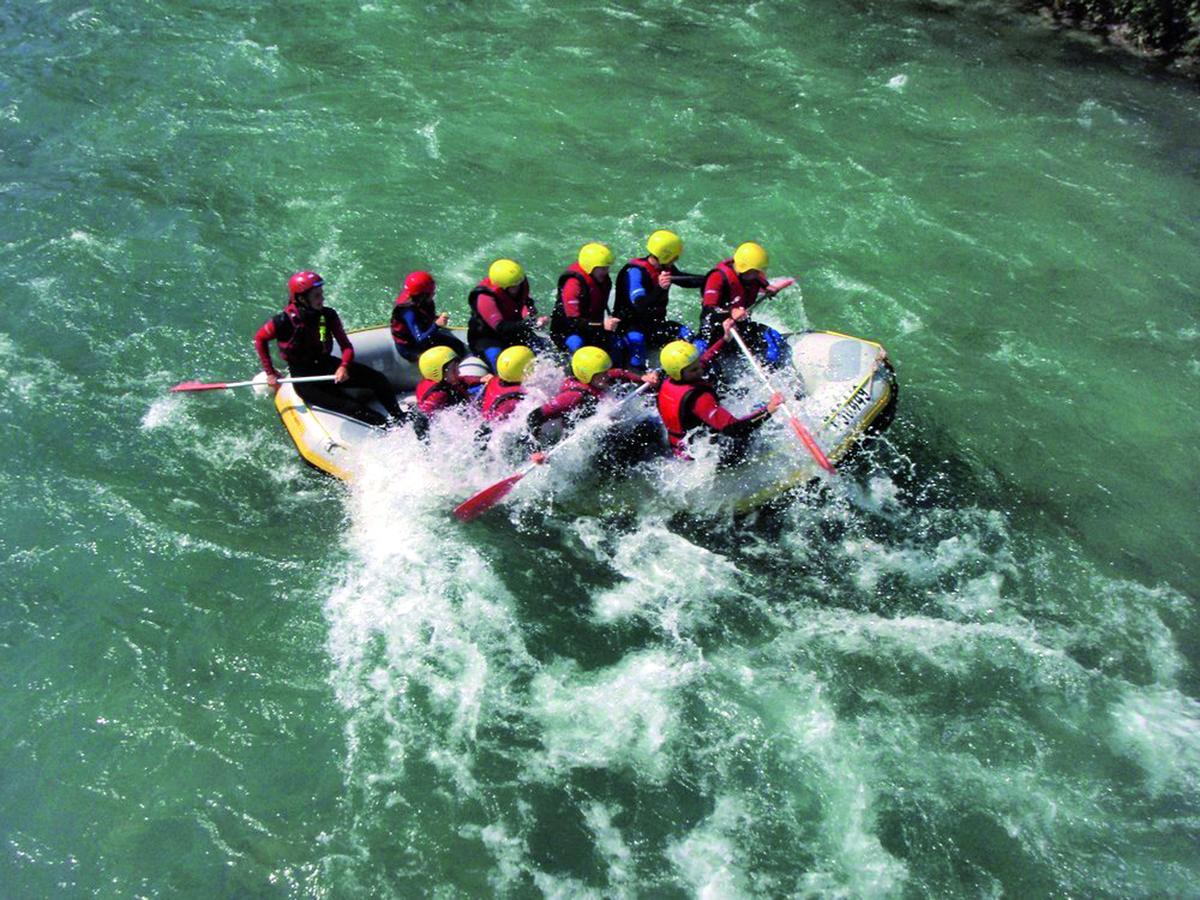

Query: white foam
[477,822,529,893]
[667,796,753,899]
[418,120,440,159]
[233,38,280,75]
[1110,687,1200,797]
[578,516,743,633]
[583,802,635,890]
[141,396,186,430]
[530,650,703,783]
[841,523,1017,622]
[325,429,537,796]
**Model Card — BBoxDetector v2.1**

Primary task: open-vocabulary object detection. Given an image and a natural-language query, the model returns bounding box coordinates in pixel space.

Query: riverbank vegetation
[1019,1,1200,77]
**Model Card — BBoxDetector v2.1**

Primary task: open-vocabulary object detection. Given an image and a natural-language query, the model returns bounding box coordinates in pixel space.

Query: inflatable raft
[261,325,897,504]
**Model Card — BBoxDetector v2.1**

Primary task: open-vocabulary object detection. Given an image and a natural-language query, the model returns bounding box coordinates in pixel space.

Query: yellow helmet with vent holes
[659,340,700,381]
[496,345,536,383]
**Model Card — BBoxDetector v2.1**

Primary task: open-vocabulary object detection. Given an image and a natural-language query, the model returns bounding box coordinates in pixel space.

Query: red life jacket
[553,263,611,323]
[468,278,530,338]
[613,257,668,322]
[481,377,526,421]
[415,378,465,414]
[391,290,436,347]
[702,259,763,311]
[272,303,334,364]
[656,377,716,455]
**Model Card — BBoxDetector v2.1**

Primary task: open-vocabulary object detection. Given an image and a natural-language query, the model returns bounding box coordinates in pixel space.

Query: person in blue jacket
[611,229,706,368]
[390,270,466,362]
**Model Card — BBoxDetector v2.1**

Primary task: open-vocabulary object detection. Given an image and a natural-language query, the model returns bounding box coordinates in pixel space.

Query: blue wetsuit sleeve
[404,309,438,343]
[627,268,647,305]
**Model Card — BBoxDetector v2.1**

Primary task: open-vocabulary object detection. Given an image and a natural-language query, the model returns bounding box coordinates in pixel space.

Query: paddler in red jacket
[414,346,491,416]
[479,345,537,422]
[549,243,620,356]
[525,346,657,436]
[467,259,550,371]
[390,270,467,363]
[657,316,783,464]
[698,242,794,367]
[253,270,408,427]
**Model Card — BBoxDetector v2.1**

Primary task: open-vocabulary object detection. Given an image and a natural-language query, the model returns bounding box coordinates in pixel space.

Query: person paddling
[391,270,466,362]
[414,346,490,416]
[698,242,793,367]
[480,345,537,422]
[612,229,705,369]
[254,271,407,427]
[467,259,550,371]
[549,243,620,357]
[526,346,657,438]
[656,316,783,464]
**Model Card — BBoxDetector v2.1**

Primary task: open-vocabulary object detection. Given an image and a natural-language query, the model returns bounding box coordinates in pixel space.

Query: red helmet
[288,270,324,304]
[404,270,436,296]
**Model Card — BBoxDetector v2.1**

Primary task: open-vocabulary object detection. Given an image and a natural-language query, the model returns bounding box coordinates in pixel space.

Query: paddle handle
[728,326,836,474]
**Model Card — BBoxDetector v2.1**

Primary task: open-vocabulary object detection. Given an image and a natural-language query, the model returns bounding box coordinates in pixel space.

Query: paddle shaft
[728,326,836,474]
[171,374,337,392]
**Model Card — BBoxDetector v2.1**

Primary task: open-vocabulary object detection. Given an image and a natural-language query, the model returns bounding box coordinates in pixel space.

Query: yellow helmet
[571,346,613,384]
[418,345,458,382]
[659,340,700,381]
[488,258,525,290]
[733,242,769,274]
[647,230,683,265]
[578,242,614,274]
[496,345,536,383]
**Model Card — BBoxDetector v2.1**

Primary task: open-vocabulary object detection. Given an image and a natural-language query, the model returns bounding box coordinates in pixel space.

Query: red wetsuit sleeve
[254,319,280,377]
[327,310,354,366]
[476,292,506,330]
[607,368,644,384]
[561,278,585,319]
[689,390,743,432]
[745,273,768,309]
[496,395,522,417]
[539,389,590,419]
[702,270,727,309]
[690,390,771,438]
[521,284,538,317]
[697,336,726,369]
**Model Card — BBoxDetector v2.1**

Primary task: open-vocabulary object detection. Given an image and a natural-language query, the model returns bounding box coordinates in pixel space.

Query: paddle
[170,374,336,393]
[453,382,652,522]
[727,325,836,475]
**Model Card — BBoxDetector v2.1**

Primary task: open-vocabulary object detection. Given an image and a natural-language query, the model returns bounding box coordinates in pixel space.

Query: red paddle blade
[170,380,227,393]
[789,417,837,474]
[453,472,527,522]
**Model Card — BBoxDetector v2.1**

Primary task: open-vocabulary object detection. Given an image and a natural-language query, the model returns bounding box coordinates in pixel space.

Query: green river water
[3,0,1199,896]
